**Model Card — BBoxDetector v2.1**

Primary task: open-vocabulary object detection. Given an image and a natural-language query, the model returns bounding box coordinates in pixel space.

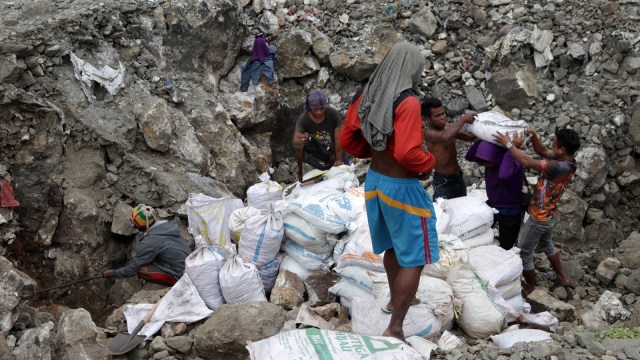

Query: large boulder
[163,0,246,77]
[55,308,111,360]
[0,256,37,335]
[615,232,640,270]
[329,23,404,81]
[553,189,587,248]
[274,29,320,79]
[11,322,55,360]
[486,67,538,110]
[193,302,286,359]
[574,147,610,196]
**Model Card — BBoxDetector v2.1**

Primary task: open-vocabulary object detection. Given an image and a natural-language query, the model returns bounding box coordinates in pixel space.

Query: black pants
[495,213,522,250]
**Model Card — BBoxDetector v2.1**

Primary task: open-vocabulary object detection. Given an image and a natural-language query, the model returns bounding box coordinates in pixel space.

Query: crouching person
[103,204,191,287]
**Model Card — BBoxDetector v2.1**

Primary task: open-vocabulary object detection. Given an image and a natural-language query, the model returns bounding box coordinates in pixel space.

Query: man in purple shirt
[466,138,525,250]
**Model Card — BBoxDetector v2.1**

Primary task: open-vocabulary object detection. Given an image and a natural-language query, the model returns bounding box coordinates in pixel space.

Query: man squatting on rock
[493,128,580,296]
[340,41,439,341]
[421,97,476,200]
[103,204,191,287]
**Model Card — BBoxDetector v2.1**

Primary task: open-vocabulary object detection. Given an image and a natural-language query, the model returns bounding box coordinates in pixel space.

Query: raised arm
[425,113,476,143]
[528,128,551,158]
[333,125,344,165]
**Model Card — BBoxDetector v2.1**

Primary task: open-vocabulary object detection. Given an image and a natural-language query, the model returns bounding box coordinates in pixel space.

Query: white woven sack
[288,188,357,234]
[334,266,382,293]
[335,216,384,272]
[446,264,507,339]
[279,254,313,280]
[468,245,523,288]
[462,228,495,248]
[238,210,284,268]
[328,279,374,302]
[228,206,261,243]
[246,172,283,214]
[258,253,283,292]
[350,298,442,339]
[219,255,266,304]
[184,245,229,310]
[438,195,495,240]
[490,329,551,349]
[370,274,456,331]
[463,111,528,146]
[281,241,333,271]
[246,329,427,360]
[186,193,244,247]
[422,246,469,280]
[282,213,331,254]
[497,279,522,300]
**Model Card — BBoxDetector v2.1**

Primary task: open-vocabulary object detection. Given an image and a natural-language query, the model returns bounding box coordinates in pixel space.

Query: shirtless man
[340,42,439,342]
[422,97,476,199]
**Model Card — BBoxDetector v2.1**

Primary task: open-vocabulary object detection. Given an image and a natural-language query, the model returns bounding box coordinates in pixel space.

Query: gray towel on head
[357,41,425,151]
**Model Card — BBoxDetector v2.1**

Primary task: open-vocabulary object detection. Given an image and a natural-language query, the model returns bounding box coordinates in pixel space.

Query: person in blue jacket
[240,34,277,92]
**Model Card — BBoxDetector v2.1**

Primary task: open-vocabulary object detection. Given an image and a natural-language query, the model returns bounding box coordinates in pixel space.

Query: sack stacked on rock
[238,206,285,268]
[246,172,283,213]
[281,241,333,271]
[228,206,261,243]
[219,255,267,304]
[184,245,229,310]
[463,111,528,146]
[446,264,507,339]
[279,254,313,280]
[258,253,283,292]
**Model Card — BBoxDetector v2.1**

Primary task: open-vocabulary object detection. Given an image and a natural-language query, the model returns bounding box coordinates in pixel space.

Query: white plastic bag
[334,266,383,293]
[490,329,552,348]
[350,298,442,339]
[288,188,357,234]
[229,206,261,243]
[184,245,229,310]
[282,213,331,254]
[462,228,495,248]
[246,172,283,213]
[186,193,243,247]
[219,255,267,304]
[246,329,427,360]
[422,246,469,280]
[238,207,285,268]
[463,111,529,146]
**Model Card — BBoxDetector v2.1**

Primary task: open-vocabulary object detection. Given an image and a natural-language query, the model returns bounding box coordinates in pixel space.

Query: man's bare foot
[382,328,406,343]
[383,298,421,313]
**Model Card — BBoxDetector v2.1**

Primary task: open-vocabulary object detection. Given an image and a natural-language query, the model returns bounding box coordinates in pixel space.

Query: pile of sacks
[181,166,558,345]
[182,167,360,310]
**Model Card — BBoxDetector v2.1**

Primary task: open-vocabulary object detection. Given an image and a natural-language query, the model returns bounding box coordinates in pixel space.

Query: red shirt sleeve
[339,95,372,159]
[390,97,435,174]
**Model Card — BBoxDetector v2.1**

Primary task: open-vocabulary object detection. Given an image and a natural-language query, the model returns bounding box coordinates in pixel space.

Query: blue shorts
[364,169,439,267]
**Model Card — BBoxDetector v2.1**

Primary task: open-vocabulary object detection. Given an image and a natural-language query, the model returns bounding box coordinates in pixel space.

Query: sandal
[381,298,421,314]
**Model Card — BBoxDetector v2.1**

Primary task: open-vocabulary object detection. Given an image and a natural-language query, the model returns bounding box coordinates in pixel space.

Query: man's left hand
[102,270,116,279]
[333,160,343,166]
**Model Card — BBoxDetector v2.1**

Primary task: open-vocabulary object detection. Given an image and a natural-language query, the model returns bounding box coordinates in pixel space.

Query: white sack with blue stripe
[238,203,285,268]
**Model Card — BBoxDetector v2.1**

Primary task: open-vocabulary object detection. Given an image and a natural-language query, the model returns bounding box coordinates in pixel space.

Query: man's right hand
[462,113,477,124]
[103,270,115,279]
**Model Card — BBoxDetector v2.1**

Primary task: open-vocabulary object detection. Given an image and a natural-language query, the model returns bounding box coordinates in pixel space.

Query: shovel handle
[127,300,162,341]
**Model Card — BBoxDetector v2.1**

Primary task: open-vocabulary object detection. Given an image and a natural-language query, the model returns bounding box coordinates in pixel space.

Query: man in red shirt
[340,42,438,341]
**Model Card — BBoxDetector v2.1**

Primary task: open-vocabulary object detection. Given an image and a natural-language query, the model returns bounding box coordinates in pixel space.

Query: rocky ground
[0,0,639,359]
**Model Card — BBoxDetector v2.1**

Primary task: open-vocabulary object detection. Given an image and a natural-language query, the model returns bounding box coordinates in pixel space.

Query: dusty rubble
[0,0,640,359]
